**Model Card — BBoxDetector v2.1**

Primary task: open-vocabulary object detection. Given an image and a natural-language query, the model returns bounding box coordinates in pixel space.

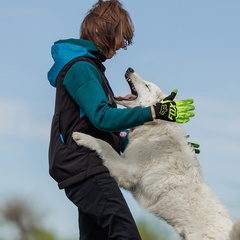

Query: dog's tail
[230,219,240,240]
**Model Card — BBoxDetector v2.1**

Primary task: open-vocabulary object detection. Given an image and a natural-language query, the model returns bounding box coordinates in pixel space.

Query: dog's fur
[73,68,240,240]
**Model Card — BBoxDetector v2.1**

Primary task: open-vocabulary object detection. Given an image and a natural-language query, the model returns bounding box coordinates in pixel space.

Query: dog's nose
[125,67,134,79]
[127,67,134,73]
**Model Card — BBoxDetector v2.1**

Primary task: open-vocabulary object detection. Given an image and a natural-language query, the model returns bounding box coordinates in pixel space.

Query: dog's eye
[145,84,151,91]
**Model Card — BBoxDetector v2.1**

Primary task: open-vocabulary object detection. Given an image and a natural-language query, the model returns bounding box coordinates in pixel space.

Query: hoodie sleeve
[63,61,153,132]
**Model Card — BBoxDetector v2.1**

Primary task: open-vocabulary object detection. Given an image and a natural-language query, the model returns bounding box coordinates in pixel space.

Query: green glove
[190,142,200,154]
[153,89,195,124]
[186,135,200,154]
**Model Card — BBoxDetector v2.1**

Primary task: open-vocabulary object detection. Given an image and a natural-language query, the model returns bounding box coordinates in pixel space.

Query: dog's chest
[125,122,188,166]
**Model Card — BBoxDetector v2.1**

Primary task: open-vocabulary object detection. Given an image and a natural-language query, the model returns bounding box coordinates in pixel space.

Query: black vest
[48,57,120,189]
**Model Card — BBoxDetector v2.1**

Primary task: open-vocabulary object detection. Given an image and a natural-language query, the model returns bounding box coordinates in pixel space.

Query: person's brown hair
[80,0,134,57]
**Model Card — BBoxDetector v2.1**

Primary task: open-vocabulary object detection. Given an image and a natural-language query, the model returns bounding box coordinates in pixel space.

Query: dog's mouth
[114,67,138,101]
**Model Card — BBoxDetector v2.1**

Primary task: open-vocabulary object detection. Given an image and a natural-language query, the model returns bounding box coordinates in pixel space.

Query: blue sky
[0,0,239,239]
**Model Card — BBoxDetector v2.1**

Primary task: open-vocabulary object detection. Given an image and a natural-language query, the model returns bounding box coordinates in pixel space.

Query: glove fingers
[176,118,190,124]
[177,112,195,118]
[163,89,178,101]
[194,149,200,154]
[176,112,195,123]
[176,99,194,106]
[177,105,195,112]
[190,142,200,148]
[189,142,200,154]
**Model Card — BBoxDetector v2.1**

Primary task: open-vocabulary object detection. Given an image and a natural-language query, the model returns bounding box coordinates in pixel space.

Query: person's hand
[186,135,200,154]
[189,142,200,154]
[153,89,195,124]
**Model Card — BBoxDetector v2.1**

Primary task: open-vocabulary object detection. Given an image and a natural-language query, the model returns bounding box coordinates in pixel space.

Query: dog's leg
[72,132,138,190]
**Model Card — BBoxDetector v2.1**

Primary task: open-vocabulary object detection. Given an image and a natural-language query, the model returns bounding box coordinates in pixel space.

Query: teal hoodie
[47,38,153,133]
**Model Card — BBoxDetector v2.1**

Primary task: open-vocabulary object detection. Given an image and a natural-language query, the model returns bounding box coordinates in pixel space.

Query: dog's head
[114,67,166,108]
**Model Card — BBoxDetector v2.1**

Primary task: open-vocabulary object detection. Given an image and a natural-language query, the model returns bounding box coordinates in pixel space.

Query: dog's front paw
[118,178,133,190]
[72,132,83,145]
[72,132,99,151]
[115,174,136,190]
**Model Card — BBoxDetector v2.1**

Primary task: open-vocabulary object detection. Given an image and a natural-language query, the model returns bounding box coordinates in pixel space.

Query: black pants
[65,172,142,240]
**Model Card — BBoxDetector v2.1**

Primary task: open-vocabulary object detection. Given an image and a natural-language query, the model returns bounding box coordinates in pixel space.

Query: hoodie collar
[47,39,100,87]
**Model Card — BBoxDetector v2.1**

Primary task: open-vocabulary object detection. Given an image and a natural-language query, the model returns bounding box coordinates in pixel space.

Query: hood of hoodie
[47,39,99,87]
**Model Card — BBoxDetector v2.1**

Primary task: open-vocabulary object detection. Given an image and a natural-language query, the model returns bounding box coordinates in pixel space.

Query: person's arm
[63,61,153,132]
[64,62,195,131]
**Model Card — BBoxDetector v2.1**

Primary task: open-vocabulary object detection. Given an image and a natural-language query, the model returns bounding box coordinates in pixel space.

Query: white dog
[73,68,240,240]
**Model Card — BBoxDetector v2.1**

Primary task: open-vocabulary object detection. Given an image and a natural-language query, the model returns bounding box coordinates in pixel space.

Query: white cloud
[0,99,50,141]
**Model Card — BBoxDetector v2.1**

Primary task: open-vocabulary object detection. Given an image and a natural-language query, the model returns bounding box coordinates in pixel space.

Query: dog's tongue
[114,94,137,101]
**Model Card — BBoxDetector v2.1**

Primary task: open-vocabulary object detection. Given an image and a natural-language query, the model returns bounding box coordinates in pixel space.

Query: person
[47,0,195,239]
